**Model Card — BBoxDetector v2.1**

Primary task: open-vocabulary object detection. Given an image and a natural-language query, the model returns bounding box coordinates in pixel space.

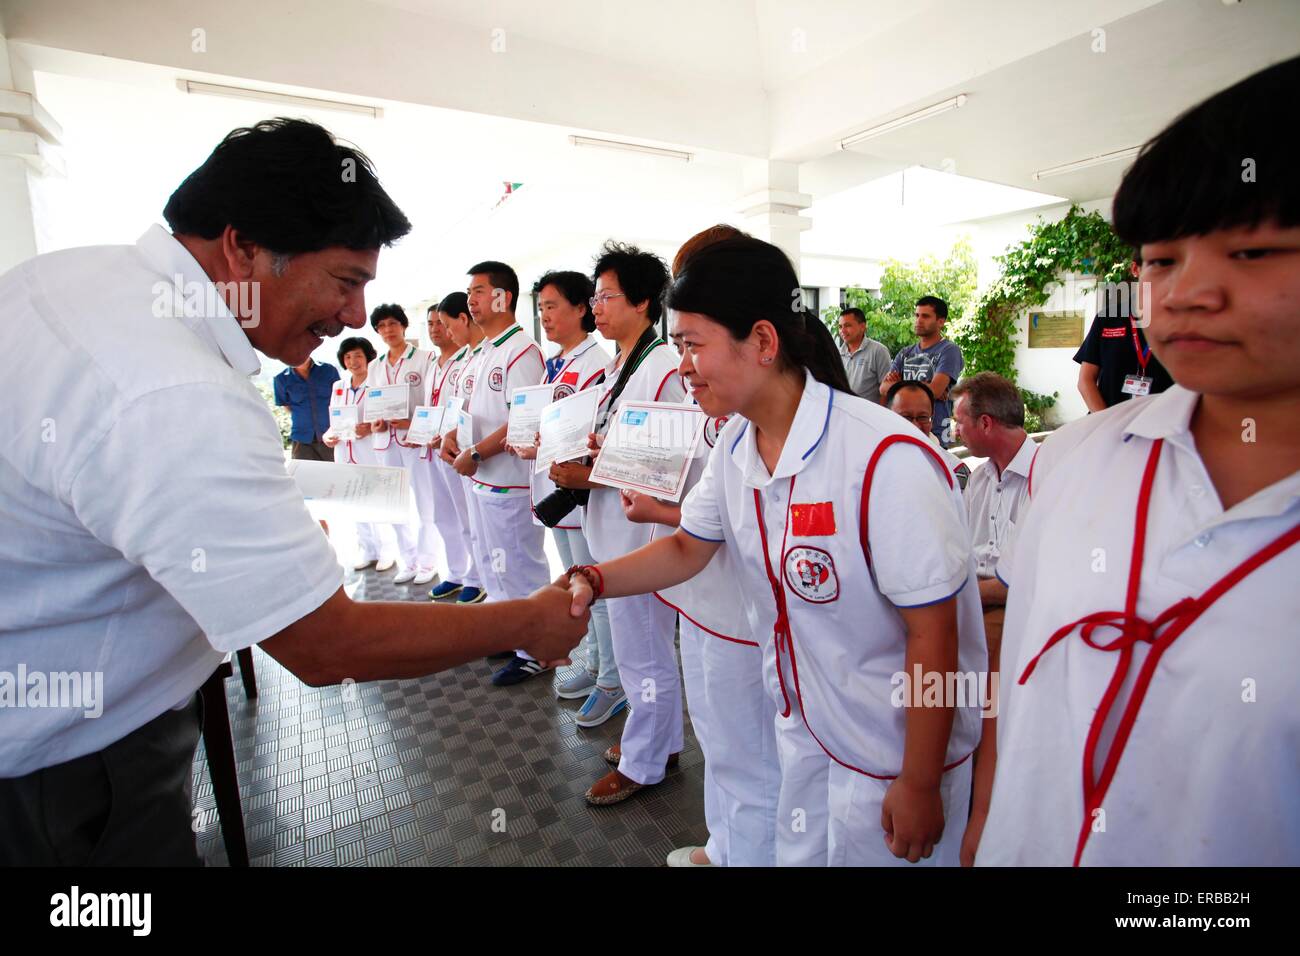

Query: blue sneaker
[456,586,487,605]
[555,668,597,700]
[574,687,628,728]
[428,580,463,601]
[491,656,553,687]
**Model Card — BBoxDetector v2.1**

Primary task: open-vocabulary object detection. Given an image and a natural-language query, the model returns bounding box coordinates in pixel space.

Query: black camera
[534,483,589,528]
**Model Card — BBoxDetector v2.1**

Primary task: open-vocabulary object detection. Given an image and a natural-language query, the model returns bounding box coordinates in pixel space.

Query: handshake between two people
[520,569,600,669]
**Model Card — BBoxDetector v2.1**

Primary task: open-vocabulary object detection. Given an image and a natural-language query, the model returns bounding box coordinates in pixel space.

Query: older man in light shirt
[836,307,891,404]
[0,118,587,866]
[948,371,1035,866]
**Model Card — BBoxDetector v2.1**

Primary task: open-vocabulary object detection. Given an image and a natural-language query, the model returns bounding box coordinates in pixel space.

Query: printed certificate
[588,401,705,502]
[326,404,360,441]
[363,384,409,423]
[535,387,602,473]
[506,385,554,449]
[405,405,446,446]
[286,460,414,524]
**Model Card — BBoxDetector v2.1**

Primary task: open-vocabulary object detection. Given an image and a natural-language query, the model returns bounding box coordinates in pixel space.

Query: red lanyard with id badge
[1122,322,1154,396]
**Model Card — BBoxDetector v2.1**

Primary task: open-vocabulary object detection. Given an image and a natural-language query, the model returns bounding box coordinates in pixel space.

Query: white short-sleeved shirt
[466,324,545,494]
[365,345,432,452]
[978,386,1300,865]
[529,336,609,529]
[964,433,1035,580]
[581,340,686,562]
[679,372,986,776]
[0,225,343,777]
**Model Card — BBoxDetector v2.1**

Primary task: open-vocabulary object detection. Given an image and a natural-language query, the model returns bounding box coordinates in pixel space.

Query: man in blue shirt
[274,357,340,461]
[880,295,965,447]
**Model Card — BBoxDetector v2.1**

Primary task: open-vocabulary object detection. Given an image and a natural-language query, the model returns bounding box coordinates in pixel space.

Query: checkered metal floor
[191,565,708,866]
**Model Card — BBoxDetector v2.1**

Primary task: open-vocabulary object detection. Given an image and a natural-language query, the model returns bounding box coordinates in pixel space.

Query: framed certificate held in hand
[588,401,705,502]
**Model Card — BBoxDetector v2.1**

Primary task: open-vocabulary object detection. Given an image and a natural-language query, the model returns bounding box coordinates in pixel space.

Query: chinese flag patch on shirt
[791,501,836,536]
[560,370,580,386]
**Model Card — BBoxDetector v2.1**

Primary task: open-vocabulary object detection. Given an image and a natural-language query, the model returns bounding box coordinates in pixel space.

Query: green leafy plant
[255,379,293,449]
[822,236,977,360]
[949,204,1133,419]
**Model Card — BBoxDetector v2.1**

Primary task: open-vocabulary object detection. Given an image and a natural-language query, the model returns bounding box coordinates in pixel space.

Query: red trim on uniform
[580,368,606,391]
[652,369,679,402]
[859,433,954,567]
[507,343,543,375]
[754,449,972,781]
[653,592,759,647]
[1017,437,1300,866]
[753,485,794,719]
[1026,444,1041,499]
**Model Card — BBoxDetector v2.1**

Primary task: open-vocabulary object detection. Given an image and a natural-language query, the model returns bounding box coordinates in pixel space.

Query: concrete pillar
[735,158,811,275]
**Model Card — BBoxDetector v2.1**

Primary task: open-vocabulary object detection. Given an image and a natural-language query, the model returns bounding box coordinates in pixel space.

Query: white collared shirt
[0,225,343,777]
[979,386,1300,865]
[964,433,1036,579]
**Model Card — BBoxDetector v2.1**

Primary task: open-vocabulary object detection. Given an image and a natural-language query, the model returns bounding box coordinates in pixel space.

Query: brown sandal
[604,743,680,769]
[585,769,645,806]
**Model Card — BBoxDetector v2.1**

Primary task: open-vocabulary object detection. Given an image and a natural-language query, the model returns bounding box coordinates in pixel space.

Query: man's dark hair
[534,270,596,332]
[369,303,409,331]
[336,336,376,366]
[592,240,669,324]
[467,261,520,314]
[163,118,411,254]
[436,291,470,318]
[885,379,936,411]
[840,307,867,325]
[1114,56,1300,250]
[916,295,948,320]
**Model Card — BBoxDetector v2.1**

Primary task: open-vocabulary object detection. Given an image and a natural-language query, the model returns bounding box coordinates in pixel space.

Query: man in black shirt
[1074,265,1174,410]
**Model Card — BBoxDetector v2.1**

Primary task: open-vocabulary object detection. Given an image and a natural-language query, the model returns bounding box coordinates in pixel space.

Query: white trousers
[772,708,972,867]
[464,489,549,661]
[678,618,779,867]
[379,442,441,572]
[426,454,480,588]
[608,593,682,786]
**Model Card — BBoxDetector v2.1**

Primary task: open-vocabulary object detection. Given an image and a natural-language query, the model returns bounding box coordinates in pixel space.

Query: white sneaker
[666,846,713,867]
[352,557,378,571]
[392,567,418,585]
[375,557,396,573]
[412,569,436,586]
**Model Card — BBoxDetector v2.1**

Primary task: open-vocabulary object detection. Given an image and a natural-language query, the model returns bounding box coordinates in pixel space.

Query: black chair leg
[200,662,249,867]
[236,646,258,699]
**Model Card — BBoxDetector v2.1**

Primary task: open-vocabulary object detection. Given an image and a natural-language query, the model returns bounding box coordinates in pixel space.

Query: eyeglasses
[589,292,627,308]
[897,413,933,426]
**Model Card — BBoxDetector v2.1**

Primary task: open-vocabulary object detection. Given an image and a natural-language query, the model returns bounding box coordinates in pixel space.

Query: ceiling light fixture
[839,94,968,150]
[1033,146,1141,181]
[179,79,383,118]
[569,135,692,162]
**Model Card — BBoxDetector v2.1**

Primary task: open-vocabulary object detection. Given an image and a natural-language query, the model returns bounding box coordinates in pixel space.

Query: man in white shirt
[0,118,587,865]
[947,371,1035,866]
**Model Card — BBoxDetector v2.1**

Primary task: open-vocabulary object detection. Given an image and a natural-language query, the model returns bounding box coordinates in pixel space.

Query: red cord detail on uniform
[1017,437,1300,866]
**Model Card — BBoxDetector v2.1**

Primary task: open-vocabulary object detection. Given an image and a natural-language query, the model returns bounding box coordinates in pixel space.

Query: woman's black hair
[592,241,669,324]
[664,236,852,395]
[336,336,376,366]
[164,118,411,253]
[369,303,408,330]
[436,291,470,319]
[534,270,596,332]
[1114,55,1300,248]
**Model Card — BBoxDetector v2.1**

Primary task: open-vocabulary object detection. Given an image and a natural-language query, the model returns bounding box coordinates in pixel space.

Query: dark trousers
[0,694,204,866]
[290,439,333,462]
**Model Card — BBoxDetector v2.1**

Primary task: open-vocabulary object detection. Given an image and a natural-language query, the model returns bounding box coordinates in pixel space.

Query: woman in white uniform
[559,236,986,864]
[513,271,624,726]
[365,303,437,585]
[323,336,394,572]
[548,242,687,806]
[971,58,1300,867]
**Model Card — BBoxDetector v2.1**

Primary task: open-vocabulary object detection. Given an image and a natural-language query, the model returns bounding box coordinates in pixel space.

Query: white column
[0,23,62,276]
[735,159,811,275]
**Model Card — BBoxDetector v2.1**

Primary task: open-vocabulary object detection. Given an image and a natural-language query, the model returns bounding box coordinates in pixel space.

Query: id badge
[1121,374,1153,396]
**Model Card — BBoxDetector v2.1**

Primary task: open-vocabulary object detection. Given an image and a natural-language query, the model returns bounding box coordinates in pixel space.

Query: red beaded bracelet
[565,564,604,600]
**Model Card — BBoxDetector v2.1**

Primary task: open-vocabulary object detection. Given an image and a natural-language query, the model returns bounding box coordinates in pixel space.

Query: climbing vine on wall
[949,204,1133,421]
